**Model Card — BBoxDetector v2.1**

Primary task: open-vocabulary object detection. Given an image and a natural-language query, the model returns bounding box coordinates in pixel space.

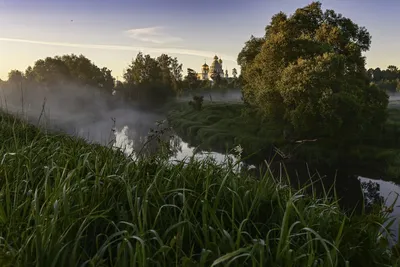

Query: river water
[111,123,400,243]
[2,87,400,243]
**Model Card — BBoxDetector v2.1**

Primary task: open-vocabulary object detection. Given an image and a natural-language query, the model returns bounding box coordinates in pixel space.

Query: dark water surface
[2,87,399,243]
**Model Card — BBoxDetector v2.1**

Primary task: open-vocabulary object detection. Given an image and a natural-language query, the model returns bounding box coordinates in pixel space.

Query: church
[197,55,229,81]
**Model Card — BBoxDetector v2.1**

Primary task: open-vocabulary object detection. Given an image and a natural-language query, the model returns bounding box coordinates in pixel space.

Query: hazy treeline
[0,54,177,144]
[0,52,243,148]
[0,52,241,108]
[184,67,240,90]
[367,66,400,93]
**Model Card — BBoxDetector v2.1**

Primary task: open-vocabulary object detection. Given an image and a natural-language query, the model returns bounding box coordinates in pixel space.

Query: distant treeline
[367,66,400,92]
[0,53,240,106]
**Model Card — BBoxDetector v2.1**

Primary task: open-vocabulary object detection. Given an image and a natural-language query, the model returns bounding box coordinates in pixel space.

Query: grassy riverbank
[0,111,399,266]
[168,102,285,156]
[168,101,400,180]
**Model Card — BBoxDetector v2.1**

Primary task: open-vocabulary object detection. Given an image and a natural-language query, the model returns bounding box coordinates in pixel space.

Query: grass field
[0,110,399,266]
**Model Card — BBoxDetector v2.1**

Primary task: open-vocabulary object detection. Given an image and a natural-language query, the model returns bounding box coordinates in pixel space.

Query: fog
[0,84,165,149]
[0,82,244,157]
[179,89,243,103]
[389,92,400,102]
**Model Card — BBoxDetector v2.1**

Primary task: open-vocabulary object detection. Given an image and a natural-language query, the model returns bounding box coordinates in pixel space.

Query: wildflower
[233,145,243,162]
[233,144,243,155]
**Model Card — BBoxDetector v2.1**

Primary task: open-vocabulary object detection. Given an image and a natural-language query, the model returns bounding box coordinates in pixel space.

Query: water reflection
[359,177,400,243]
[12,103,400,243]
[117,126,400,242]
[172,137,400,242]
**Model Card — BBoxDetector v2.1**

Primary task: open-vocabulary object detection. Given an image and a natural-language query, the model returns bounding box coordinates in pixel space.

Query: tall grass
[0,111,399,266]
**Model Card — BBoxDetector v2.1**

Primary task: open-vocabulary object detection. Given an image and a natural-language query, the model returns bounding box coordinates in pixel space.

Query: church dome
[214,55,218,60]
[218,58,223,64]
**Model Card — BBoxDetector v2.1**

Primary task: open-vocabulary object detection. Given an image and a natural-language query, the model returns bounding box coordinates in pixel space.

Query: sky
[0,0,399,81]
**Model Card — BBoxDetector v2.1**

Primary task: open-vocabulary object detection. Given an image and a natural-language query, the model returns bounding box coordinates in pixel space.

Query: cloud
[0,37,236,62]
[125,26,183,44]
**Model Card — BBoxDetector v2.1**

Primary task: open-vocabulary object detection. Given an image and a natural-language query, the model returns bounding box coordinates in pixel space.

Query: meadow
[0,110,399,266]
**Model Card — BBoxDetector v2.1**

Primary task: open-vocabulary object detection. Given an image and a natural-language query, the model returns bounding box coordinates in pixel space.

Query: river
[2,87,400,243]
[117,128,400,244]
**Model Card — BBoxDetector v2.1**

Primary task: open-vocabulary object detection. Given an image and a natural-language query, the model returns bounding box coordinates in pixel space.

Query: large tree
[156,54,183,93]
[184,68,199,90]
[61,54,115,90]
[241,2,388,141]
[22,54,115,91]
[123,52,180,104]
[237,35,265,74]
[25,57,71,87]
[7,70,25,87]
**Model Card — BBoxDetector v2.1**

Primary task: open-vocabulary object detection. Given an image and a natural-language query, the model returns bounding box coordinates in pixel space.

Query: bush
[188,95,204,110]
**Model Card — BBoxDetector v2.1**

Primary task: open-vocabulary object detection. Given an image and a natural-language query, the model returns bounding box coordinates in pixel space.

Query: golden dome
[214,55,218,60]
[218,58,223,64]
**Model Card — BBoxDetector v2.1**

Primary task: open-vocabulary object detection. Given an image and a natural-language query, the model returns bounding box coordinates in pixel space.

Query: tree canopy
[7,70,25,86]
[22,55,115,90]
[3,53,185,106]
[121,52,183,105]
[241,1,388,140]
[237,35,265,73]
[184,68,200,90]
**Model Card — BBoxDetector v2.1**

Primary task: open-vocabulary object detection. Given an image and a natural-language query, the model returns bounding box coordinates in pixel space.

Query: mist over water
[0,83,244,159]
[0,83,165,148]
[389,92,400,105]
[1,83,399,241]
[179,89,243,103]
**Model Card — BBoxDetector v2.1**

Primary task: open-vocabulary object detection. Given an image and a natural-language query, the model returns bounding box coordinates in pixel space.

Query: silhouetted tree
[232,68,238,79]
[7,70,25,87]
[184,68,200,90]
[123,52,181,105]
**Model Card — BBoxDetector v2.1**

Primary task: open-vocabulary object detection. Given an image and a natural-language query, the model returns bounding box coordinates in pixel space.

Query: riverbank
[0,110,399,266]
[167,101,400,180]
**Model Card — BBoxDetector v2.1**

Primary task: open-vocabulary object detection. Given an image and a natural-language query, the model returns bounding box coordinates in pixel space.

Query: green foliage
[182,68,238,91]
[183,68,201,89]
[156,54,183,94]
[241,2,388,141]
[4,52,184,107]
[237,35,265,75]
[168,102,285,159]
[188,95,204,111]
[7,70,24,87]
[122,52,183,105]
[5,55,115,93]
[368,66,400,92]
[0,111,398,266]
[168,101,400,180]
[23,54,115,90]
